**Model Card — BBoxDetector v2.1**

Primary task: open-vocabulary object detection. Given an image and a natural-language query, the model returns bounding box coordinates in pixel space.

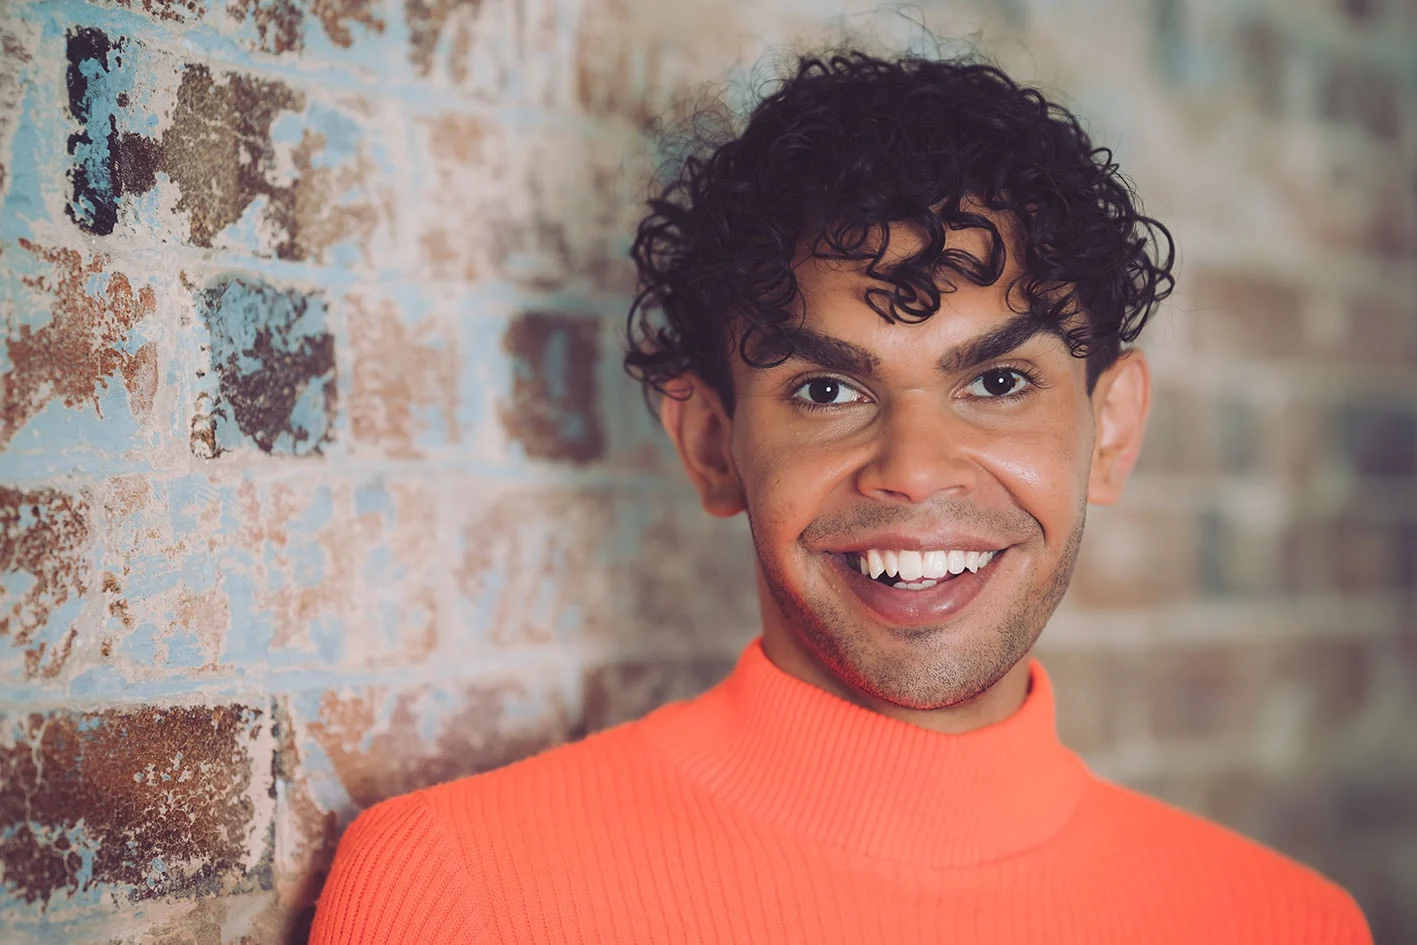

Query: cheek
[735,420,853,539]
[976,423,1091,525]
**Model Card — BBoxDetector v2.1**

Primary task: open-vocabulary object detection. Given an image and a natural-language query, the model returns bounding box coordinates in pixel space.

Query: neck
[760,624,1033,735]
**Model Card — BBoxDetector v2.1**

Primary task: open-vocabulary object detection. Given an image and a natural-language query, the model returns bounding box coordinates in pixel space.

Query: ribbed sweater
[310,640,1370,944]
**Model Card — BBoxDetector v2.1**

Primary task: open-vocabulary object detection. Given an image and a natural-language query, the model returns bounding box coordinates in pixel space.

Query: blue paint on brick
[195,275,338,457]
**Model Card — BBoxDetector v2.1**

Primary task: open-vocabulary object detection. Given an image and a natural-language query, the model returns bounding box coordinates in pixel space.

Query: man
[311,52,1370,943]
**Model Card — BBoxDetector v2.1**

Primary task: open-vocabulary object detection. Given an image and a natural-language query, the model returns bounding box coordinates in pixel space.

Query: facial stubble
[751,502,1087,711]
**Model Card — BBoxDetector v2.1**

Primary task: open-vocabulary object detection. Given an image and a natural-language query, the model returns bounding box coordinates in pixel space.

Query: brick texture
[0,0,1414,942]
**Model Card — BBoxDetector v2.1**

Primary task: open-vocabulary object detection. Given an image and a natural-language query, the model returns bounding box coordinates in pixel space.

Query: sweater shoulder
[1082,778,1370,941]
[310,791,493,944]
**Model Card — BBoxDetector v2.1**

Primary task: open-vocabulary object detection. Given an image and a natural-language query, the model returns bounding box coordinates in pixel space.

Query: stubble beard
[752,503,1087,711]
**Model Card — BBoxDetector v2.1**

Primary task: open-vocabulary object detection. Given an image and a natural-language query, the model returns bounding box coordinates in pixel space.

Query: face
[663,222,1149,723]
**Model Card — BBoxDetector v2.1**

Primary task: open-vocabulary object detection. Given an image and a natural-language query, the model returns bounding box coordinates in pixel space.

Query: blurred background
[0,0,1414,942]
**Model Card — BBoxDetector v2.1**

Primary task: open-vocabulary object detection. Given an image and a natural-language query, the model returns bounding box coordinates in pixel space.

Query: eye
[965,368,1033,398]
[791,376,866,407]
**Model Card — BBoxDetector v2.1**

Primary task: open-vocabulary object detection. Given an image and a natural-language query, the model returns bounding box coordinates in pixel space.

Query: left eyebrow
[935,315,1062,375]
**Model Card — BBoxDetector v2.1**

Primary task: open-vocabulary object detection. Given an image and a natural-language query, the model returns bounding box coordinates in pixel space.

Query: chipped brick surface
[0,486,90,681]
[0,704,275,907]
[1,0,1414,940]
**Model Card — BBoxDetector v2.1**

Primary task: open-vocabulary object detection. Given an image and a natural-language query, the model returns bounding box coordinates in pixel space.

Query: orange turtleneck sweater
[310,641,1370,944]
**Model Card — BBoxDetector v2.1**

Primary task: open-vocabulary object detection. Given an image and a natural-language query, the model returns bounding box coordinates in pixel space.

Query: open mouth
[838,548,1000,591]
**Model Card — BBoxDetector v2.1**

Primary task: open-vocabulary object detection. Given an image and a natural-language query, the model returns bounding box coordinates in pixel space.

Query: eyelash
[788,363,1045,413]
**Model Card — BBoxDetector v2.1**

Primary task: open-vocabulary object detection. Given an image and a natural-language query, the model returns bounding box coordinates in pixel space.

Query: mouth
[823,546,1008,627]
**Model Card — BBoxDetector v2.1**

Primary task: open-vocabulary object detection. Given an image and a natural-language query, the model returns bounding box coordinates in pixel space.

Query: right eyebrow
[772,328,880,378]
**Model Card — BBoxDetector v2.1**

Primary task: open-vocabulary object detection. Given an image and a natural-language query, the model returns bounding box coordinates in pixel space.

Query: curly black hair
[624,51,1175,409]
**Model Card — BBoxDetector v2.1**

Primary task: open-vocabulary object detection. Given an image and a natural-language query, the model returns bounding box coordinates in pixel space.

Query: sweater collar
[646,639,1088,868]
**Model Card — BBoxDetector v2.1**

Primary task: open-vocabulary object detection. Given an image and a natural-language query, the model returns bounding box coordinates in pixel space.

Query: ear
[659,374,746,518]
[1087,349,1151,506]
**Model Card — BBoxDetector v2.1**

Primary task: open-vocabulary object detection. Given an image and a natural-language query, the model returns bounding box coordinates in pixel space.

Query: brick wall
[0,0,1413,941]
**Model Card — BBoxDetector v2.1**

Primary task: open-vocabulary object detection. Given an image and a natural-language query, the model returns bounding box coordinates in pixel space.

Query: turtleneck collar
[642,639,1089,868]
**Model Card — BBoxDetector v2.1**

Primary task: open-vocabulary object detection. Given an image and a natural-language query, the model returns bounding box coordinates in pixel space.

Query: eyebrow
[778,315,1059,379]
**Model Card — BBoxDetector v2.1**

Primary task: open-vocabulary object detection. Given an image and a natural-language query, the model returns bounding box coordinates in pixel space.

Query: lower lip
[826,552,1006,627]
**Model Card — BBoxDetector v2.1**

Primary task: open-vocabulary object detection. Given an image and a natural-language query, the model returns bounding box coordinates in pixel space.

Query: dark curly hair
[624,51,1175,409]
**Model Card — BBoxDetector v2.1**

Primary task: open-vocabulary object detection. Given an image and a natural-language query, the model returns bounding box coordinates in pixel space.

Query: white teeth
[923,550,948,579]
[854,547,1001,583]
[867,549,885,580]
[897,550,923,582]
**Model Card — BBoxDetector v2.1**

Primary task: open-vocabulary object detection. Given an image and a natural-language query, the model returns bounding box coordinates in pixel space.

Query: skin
[661,220,1151,735]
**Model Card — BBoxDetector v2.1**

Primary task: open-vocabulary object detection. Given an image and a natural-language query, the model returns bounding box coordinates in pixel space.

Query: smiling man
[311,52,1371,944]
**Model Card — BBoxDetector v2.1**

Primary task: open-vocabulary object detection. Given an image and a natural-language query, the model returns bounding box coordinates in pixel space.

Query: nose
[856,394,980,504]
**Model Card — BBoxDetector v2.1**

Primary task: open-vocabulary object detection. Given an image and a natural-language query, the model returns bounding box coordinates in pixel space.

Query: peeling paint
[0,704,274,907]
[194,275,336,457]
[231,0,386,54]
[347,292,458,457]
[65,28,163,236]
[305,680,570,809]
[0,488,89,680]
[1,240,158,448]
[499,311,603,464]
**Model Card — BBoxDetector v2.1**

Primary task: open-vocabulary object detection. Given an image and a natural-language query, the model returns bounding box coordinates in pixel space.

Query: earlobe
[1087,350,1151,506]
[659,375,746,518]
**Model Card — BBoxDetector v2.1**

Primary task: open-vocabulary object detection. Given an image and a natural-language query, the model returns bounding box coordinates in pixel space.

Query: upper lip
[819,530,1011,554]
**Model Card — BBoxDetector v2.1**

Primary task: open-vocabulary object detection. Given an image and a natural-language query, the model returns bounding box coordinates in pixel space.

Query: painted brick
[412,112,648,291]
[0,239,163,464]
[453,482,756,649]
[0,485,91,683]
[0,703,275,911]
[499,311,605,464]
[346,287,459,458]
[191,274,337,458]
[581,655,736,732]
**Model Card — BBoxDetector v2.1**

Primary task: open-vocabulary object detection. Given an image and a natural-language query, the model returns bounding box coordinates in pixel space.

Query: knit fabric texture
[310,640,1371,944]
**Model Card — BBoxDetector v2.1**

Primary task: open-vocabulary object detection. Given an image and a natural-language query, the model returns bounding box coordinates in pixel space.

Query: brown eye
[965,369,1031,398]
[791,376,863,406]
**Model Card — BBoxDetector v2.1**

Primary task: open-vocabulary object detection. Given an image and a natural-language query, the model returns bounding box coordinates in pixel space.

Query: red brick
[1186,268,1308,359]
[1321,57,1403,141]
[1032,646,1125,755]
[1071,507,1198,609]
[581,656,736,732]
[1134,643,1272,741]
[0,704,274,906]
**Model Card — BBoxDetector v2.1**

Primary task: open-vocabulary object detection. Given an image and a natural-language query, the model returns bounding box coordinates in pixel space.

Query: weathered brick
[0,486,91,683]
[412,113,648,291]
[581,655,736,732]
[0,239,161,459]
[1341,294,1417,368]
[1069,506,1198,609]
[294,676,573,811]
[1134,643,1271,741]
[454,482,756,648]
[499,311,605,464]
[1186,268,1307,359]
[1032,646,1124,756]
[0,703,276,909]
[347,289,459,458]
[191,274,338,459]
[1331,401,1417,476]
[1320,56,1403,141]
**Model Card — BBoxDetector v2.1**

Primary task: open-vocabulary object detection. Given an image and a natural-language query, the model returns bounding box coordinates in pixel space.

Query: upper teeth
[858,549,996,580]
